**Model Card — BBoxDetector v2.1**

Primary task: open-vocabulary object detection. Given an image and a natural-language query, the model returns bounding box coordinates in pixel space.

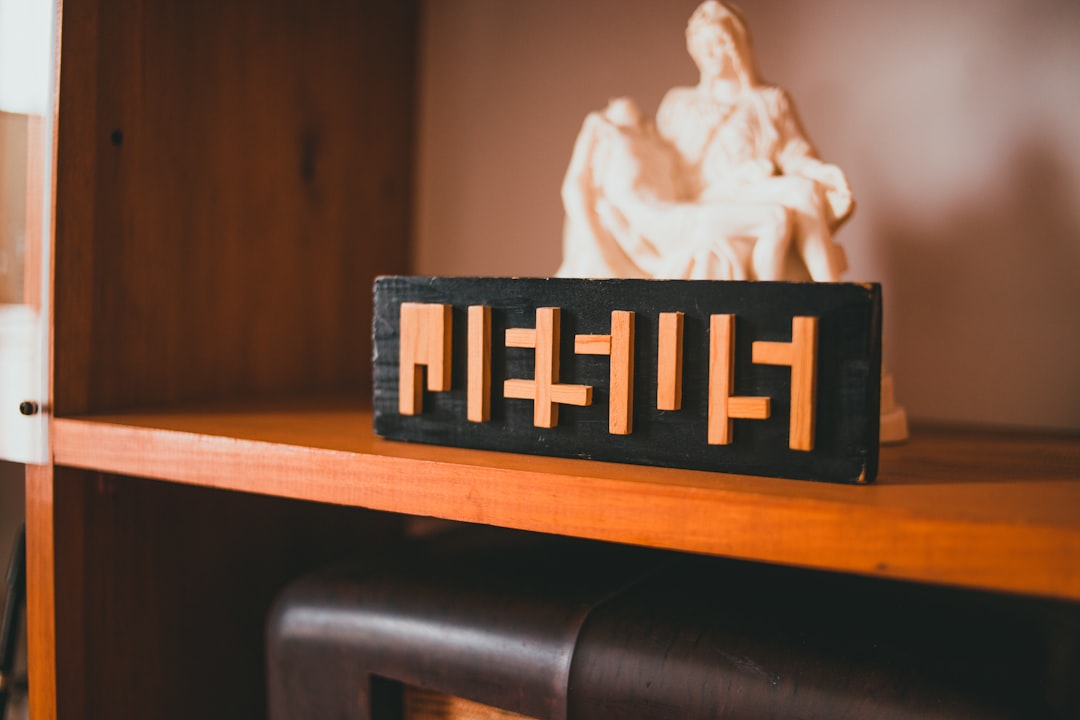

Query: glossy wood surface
[51,399,1080,601]
[53,0,416,416]
[29,2,1080,718]
[40,2,420,716]
[24,465,56,720]
[38,467,401,720]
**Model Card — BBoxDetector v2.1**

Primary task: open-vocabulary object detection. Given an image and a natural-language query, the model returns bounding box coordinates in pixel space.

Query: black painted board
[373,277,881,484]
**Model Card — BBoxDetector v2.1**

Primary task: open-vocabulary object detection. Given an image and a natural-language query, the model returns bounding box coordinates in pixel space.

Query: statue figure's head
[685,1,758,87]
[603,97,646,129]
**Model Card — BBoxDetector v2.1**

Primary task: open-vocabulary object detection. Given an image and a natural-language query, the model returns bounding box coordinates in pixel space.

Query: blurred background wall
[413,0,1080,431]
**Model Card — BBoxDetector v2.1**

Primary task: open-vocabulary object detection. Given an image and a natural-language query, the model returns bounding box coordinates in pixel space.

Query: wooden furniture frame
[22,1,1080,718]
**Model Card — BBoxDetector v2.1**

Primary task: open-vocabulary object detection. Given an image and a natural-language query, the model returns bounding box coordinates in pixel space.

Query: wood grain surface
[50,398,1080,601]
[36,465,401,720]
[24,465,56,720]
[41,3,420,719]
[656,312,683,411]
[53,0,416,417]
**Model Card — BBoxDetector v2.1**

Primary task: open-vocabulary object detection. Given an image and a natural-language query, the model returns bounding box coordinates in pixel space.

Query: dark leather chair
[268,527,1072,719]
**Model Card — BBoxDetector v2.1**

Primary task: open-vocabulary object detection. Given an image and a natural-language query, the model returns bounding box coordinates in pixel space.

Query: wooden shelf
[29,2,1079,716]
[51,397,1080,602]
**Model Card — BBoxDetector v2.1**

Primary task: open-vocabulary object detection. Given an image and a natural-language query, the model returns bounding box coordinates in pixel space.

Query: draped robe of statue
[555,90,852,283]
[554,0,906,442]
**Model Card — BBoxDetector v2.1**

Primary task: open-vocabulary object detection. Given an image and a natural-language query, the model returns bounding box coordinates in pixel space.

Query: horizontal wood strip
[550,384,591,406]
[50,401,1080,601]
[728,396,770,420]
[503,379,535,400]
[574,335,611,355]
[505,328,536,348]
[752,340,793,366]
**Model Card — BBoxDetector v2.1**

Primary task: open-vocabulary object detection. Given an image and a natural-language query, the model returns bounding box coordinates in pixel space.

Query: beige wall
[415,0,1080,430]
[0,111,28,304]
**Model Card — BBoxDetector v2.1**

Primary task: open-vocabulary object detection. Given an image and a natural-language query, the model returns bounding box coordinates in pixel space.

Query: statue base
[880,370,909,444]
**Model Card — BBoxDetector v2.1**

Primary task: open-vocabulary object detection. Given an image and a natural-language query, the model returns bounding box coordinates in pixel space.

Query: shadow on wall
[881,141,1080,430]
[414,0,1080,430]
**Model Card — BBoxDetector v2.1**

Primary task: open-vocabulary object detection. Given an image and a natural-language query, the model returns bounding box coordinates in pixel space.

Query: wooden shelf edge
[50,415,1080,602]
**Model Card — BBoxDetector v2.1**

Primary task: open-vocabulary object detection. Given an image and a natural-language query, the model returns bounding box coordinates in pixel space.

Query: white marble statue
[557,0,853,283]
[557,0,908,442]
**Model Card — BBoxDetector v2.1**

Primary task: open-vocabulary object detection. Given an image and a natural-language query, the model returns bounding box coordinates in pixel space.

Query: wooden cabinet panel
[54,0,417,416]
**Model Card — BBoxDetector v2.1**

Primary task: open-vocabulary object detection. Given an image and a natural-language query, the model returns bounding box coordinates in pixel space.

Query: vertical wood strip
[609,311,634,435]
[657,312,683,411]
[25,465,57,720]
[430,305,453,392]
[708,314,735,445]
[398,303,425,415]
[790,316,818,451]
[467,306,491,422]
[534,308,558,427]
[52,0,100,417]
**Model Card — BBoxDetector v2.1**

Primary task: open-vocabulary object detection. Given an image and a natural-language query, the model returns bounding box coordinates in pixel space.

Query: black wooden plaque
[373,277,881,484]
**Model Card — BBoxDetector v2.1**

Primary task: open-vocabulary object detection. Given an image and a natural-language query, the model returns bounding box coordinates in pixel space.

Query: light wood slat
[25,465,58,720]
[49,399,1080,602]
[608,311,634,435]
[534,307,559,428]
[468,305,492,423]
[656,312,683,412]
[504,328,536,348]
[751,341,793,366]
[574,335,611,355]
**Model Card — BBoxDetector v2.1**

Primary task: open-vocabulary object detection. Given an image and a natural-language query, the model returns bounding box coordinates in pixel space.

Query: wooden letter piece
[399,302,452,415]
[657,312,684,411]
[708,314,770,445]
[504,307,592,428]
[753,316,818,451]
[576,311,635,435]
[467,306,491,422]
